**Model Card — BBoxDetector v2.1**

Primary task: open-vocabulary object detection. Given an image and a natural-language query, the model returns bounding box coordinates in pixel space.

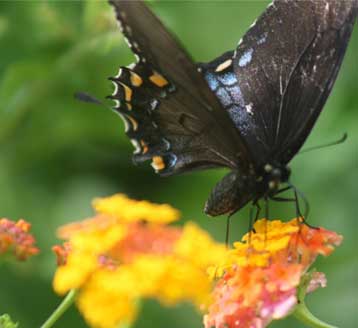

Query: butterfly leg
[275,186,292,195]
[249,201,261,232]
[270,196,295,202]
[225,213,234,247]
[286,183,318,229]
[264,196,270,220]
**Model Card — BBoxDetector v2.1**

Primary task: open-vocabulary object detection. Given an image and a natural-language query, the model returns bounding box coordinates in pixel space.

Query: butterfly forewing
[274,1,357,163]
[109,0,252,175]
[203,0,356,167]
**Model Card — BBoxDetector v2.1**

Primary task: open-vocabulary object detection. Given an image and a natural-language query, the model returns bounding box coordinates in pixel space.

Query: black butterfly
[108,0,357,217]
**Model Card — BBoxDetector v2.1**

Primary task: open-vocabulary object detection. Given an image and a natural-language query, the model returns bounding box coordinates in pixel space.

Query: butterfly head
[261,163,291,193]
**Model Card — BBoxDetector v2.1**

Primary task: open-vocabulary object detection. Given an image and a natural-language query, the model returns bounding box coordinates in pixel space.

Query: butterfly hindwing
[109,0,253,176]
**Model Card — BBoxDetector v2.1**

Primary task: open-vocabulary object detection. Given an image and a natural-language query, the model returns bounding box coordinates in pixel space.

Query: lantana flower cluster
[0,218,39,261]
[52,194,343,328]
[53,194,227,328]
[204,219,342,328]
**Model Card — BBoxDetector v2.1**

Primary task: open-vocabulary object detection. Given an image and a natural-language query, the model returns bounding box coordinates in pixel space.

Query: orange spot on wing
[151,156,165,171]
[130,72,143,87]
[149,72,169,87]
[119,82,133,102]
[140,140,148,154]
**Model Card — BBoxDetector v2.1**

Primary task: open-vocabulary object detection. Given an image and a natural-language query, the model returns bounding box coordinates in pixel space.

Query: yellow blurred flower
[93,193,180,224]
[52,194,226,328]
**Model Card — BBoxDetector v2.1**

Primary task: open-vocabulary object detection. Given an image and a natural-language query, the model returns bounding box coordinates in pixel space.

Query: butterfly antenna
[74,91,112,110]
[298,133,347,155]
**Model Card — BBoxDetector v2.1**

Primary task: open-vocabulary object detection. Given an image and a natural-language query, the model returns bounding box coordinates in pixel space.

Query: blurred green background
[0,1,357,327]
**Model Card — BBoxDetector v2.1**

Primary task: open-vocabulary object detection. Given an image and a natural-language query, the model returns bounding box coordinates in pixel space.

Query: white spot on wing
[132,41,139,50]
[215,59,232,72]
[112,81,119,96]
[119,113,129,132]
[125,25,132,35]
[238,48,253,67]
[249,19,257,28]
[115,68,122,79]
[267,1,274,9]
[130,139,141,154]
[123,36,132,48]
[245,103,253,115]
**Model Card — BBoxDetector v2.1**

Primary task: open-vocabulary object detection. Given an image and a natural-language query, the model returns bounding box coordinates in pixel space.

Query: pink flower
[0,218,39,260]
[204,218,342,328]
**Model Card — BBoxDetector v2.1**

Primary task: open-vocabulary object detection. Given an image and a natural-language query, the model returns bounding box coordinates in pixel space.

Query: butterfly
[107,0,357,217]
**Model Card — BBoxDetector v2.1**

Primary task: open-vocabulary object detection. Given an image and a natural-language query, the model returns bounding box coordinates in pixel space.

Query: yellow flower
[77,272,138,328]
[53,216,125,294]
[174,222,227,269]
[52,194,226,328]
[92,193,180,224]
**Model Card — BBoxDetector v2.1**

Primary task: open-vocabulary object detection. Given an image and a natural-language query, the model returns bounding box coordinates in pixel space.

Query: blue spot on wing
[217,72,237,86]
[202,64,254,134]
[227,105,251,136]
[204,71,219,90]
[238,48,253,67]
[227,85,245,107]
[257,33,268,45]
[216,88,231,107]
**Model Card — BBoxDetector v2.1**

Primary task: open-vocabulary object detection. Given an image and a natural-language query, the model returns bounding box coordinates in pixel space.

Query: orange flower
[52,194,226,328]
[204,218,342,328]
[0,218,39,261]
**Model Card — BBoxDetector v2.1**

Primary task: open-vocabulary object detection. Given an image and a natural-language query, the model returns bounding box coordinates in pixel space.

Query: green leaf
[0,314,18,328]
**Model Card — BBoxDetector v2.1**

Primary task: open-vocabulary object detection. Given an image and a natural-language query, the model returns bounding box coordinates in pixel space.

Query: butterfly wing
[200,0,356,168]
[108,0,252,176]
[272,1,357,163]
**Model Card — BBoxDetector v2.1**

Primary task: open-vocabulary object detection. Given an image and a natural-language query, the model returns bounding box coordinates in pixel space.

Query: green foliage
[0,1,357,327]
[0,314,18,328]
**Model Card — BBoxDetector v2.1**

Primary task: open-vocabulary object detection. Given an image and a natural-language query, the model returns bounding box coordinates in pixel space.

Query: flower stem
[293,301,338,328]
[293,272,338,328]
[40,289,77,328]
